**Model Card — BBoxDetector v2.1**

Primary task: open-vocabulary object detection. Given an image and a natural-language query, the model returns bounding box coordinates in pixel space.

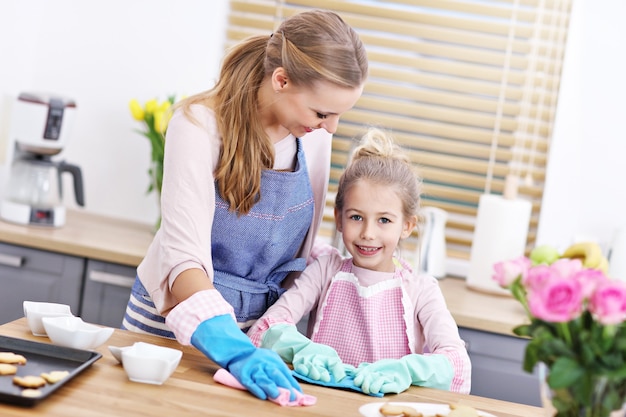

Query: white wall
[537,0,626,254]
[0,0,229,225]
[1,0,624,255]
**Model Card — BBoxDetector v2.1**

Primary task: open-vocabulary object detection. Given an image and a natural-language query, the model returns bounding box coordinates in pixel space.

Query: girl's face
[271,72,363,139]
[335,180,416,272]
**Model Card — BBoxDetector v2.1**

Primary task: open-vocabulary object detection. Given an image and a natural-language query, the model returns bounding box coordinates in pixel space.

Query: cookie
[446,404,479,417]
[0,363,18,375]
[379,403,423,417]
[21,389,43,398]
[41,370,69,384]
[13,375,47,389]
[0,352,27,365]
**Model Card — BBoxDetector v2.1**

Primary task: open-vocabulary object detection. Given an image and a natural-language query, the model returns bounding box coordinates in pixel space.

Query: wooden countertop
[0,210,528,337]
[438,277,529,336]
[0,210,153,267]
[0,318,543,417]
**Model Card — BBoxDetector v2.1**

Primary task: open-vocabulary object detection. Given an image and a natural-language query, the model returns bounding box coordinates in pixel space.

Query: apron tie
[266,258,307,305]
[214,257,307,322]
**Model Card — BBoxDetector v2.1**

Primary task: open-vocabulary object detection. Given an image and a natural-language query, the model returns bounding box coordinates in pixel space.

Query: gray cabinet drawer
[80,260,136,328]
[459,327,541,406]
[0,242,83,325]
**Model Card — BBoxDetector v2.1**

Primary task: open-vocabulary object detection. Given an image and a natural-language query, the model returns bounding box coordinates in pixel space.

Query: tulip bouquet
[128,95,178,196]
[493,242,626,417]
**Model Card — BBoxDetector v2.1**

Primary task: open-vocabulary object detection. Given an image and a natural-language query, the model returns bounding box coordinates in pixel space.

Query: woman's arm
[138,105,221,313]
[171,268,215,302]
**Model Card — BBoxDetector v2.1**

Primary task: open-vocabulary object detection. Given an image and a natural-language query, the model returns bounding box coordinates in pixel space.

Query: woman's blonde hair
[179,9,368,214]
[335,127,422,223]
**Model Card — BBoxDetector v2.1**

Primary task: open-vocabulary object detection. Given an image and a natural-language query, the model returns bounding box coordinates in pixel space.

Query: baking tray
[0,335,102,406]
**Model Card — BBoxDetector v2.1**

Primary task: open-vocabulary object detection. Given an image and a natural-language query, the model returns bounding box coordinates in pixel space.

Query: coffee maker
[0,92,85,227]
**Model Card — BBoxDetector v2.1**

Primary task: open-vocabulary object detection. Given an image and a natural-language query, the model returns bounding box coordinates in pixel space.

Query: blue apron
[122,138,313,336]
[212,138,313,325]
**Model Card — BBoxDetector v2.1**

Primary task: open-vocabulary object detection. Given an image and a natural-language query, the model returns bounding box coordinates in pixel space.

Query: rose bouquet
[493,243,626,417]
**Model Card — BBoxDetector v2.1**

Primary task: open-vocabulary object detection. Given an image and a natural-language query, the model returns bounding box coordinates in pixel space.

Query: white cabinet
[0,242,83,325]
[460,327,541,406]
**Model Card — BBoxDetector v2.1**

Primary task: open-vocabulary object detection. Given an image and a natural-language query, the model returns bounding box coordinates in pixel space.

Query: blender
[0,92,84,227]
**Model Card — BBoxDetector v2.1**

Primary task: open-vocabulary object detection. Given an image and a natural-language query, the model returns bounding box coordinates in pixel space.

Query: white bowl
[121,342,182,385]
[23,301,74,336]
[108,345,129,364]
[42,316,114,350]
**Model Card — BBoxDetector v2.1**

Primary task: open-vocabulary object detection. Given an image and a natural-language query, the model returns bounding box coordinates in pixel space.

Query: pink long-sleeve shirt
[136,104,332,316]
[248,252,472,394]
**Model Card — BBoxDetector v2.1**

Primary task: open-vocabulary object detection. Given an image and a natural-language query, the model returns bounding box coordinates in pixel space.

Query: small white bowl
[23,301,74,336]
[42,316,114,350]
[121,342,182,385]
[108,345,129,364]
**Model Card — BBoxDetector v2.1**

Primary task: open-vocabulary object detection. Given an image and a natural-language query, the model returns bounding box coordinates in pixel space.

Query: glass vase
[539,363,626,417]
[149,160,162,232]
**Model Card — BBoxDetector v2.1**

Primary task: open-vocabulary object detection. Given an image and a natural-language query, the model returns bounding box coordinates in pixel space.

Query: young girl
[122,9,368,402]
[248,127,471,395]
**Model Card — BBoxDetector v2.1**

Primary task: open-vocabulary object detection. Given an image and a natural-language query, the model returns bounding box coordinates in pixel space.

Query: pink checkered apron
[310,259,412,366]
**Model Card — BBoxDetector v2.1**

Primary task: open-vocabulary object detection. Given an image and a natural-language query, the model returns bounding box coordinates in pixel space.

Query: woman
[122,9,368,401]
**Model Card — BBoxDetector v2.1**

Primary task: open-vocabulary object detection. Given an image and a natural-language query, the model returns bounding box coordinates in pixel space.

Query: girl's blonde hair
[178,9,368,214]
[335,127,422,223]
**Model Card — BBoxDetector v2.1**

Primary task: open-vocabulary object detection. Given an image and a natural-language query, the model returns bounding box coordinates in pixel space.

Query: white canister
[466,194,532,295]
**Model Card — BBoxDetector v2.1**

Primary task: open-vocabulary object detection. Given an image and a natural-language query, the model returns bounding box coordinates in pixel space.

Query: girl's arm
[409,274,472,394]
[248,255,336,345]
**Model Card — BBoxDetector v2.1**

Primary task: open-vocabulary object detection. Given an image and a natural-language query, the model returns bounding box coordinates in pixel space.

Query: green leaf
[522,341,539,373]
[548,357,585,388]
[513,324,531,337]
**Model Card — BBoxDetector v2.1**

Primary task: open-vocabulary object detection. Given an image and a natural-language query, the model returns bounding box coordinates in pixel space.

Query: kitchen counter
[0,210,528,337]
[438,277,528,336]
[0,318,543,417]
[0,210,153,267]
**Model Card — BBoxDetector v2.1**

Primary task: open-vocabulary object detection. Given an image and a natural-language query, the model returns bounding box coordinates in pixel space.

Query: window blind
[226,0,572,275]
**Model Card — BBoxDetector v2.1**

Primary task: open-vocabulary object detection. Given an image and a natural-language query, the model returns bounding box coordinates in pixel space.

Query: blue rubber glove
[353,354,453,395]
[191,314,302,400]
[261,323,349,383]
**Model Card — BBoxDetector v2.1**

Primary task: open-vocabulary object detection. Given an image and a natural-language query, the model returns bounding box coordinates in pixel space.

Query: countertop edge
[0,210,153,266]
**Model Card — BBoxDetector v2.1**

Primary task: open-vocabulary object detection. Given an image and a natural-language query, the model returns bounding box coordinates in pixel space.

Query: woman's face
[272,77,363,139]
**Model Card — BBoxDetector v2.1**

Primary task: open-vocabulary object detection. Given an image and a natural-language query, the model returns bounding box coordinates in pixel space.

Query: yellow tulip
[154,110,167,134]
[144,98,158,114]
[129,99,144,121]
[158,100,171,113]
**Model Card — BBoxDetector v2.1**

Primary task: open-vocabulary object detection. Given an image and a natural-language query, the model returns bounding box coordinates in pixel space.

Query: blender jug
[1,156,84,226]
[417,206,448,278]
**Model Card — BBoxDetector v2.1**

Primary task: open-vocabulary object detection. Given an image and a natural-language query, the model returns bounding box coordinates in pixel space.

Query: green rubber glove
[261,323,350,383]
[352,354,453,395]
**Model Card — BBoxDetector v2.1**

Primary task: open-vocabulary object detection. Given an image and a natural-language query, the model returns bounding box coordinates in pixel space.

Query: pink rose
[574,268,608,300]
[524,258,583,293]
[550,258,584,277]
[589,280,626,325]
[524,264,553,292]
[493,256,531,288]
[528,275,584,322]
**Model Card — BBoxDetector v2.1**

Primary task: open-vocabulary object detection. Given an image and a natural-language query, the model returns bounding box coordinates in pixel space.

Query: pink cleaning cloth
[213,368,317,406]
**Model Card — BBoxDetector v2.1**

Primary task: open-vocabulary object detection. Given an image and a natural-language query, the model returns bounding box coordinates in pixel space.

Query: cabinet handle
[0,253,24,267]
[88,271,135,288]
